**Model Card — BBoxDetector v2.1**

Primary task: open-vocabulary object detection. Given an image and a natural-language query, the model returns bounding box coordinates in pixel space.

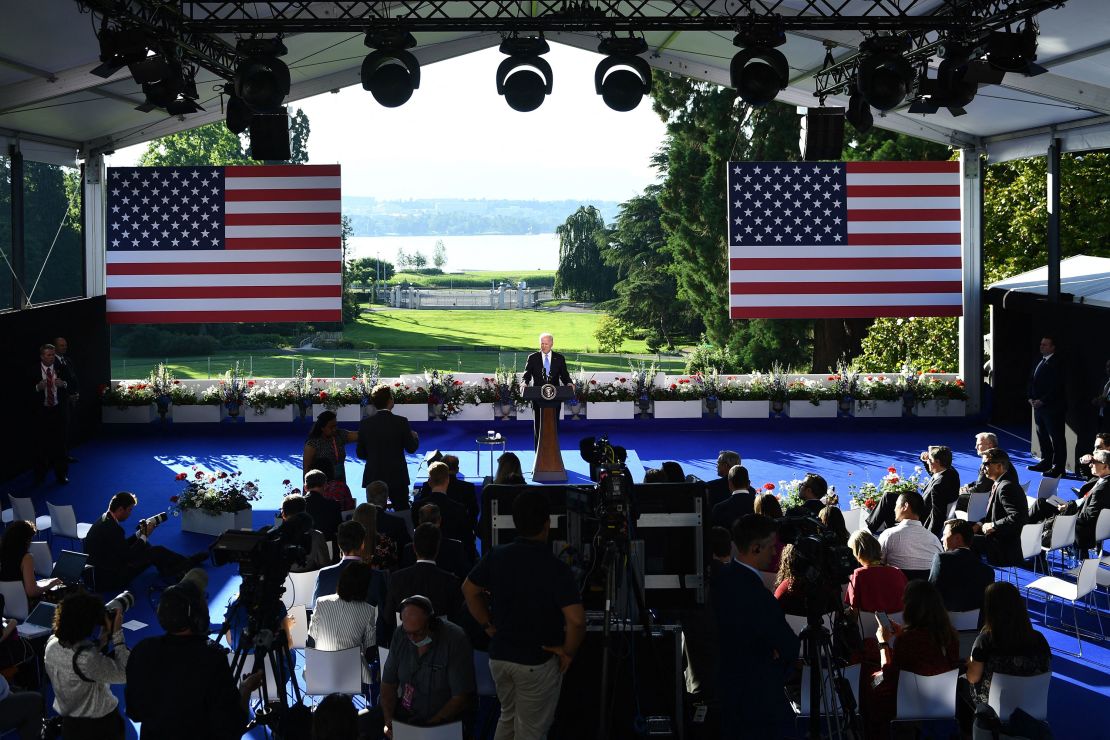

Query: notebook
[51,550,89,585]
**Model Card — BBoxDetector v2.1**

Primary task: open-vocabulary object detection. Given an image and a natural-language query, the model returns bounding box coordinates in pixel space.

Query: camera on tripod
[776,511,857,587]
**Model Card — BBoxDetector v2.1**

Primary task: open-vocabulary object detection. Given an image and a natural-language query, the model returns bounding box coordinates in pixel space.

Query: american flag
[726,160,962,319]
[105,164,342,324]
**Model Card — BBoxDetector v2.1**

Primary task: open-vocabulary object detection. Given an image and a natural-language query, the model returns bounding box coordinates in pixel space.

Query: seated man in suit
[280,494,332,571]
[366,480,413,553]
[400,504,472,582]
[413,462,476,557]
[1028,449,1110,555]
[304,470,342,543]
[789,473,827,518]
[877,491,942,582]
[706,451,741,511]
[313,520,390,645]
[956,433,1019,512]
[971,448,1029,566]
[418,454,478,529]
[920,446,960,538]
[711,465,756,531]
[84,491,203,592]
[384,524,462,642]
[928,518,995,612]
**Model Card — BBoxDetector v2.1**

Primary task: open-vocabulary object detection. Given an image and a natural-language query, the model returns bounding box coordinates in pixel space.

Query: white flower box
[312,404,361,422]
[653,400,703,419]
[180,507,254,536]
[451,403,495,421]
[854,400,904,418]
[393,403,429,423]
[719,400,769,419]
[788,400,838,418]
[587,401,635,420]
[102,405,156,423]
[515,405,534,422]
[915,399,966,417]
[242,405,296,423]
[173,404,222,423]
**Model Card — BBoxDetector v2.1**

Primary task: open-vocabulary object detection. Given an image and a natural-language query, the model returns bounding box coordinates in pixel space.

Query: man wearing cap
[379,595,475,737]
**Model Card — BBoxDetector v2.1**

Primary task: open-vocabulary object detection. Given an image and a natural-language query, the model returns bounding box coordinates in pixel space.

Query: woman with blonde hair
[845,529,907,615]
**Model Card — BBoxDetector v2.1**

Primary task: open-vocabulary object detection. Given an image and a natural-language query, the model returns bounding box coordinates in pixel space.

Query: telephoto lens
[105,591,135,617]
[147,511,168,527]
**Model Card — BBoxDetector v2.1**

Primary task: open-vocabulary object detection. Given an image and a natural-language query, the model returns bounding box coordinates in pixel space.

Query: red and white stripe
[728,161,962,320]
[106,164,343,324]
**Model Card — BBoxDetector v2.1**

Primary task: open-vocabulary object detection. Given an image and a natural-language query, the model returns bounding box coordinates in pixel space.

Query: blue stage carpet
[8,416,1109,738]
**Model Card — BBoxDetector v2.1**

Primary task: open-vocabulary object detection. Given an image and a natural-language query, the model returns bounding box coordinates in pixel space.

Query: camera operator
[44,590,129,739]
[84,492,206,592]
[126,570,262,740]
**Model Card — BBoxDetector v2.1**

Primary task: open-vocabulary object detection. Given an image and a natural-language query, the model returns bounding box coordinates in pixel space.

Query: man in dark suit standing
[1028,335,1067,477]
[32,343,70,485]
[920,446,960,537]
[385,524,462,636]
[521,332,572,447]
[53,336,80,460]
[313,520,390,644]
[357,385,420,510]
[711,465,756,530]
[972,448,1029,566]
[928,518,995,612]
[712,514,799,738]
[706,451,741,511]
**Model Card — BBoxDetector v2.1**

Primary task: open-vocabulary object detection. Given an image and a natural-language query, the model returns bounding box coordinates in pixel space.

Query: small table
[476,435,507,477]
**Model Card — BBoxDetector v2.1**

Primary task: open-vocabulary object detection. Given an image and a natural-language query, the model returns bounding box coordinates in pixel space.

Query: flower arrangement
[716,376,766,401]
[829,360,859,400]
[351,360,381,403]
[425,370,464,418]
[775,478,806,512]
[245,380,297,412]
[786,378,839,405]
[458,378,500,405]
[855,374,905,405]
[494,366,523,408]
[148,363,176,399]
[316,382,361,411]
[100,381,156,408]
[211,363,249,407]
[849,465,924,510]
[583,377,636,402]
[389,381,429,405]
[650,377,704,401]
[294,362,316,410]
[696,370,721,403]
[748,367,789,404]
[170,467,261,515]
[628,360,658,404]
[167,382,198,405]
[569,369,589,405]
[914,375,968,402]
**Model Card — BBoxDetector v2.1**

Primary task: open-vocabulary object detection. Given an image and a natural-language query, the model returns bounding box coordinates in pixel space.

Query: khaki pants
[489,655,562,740]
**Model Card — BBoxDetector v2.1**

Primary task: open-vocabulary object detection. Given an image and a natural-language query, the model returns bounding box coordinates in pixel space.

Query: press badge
[401,683,415,710]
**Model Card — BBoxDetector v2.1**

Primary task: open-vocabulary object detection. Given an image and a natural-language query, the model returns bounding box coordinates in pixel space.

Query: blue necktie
[544,354,550,377]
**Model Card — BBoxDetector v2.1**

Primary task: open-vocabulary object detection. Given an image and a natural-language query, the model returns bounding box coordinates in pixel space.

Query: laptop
[16,601,56,639]
[51,550,89,585]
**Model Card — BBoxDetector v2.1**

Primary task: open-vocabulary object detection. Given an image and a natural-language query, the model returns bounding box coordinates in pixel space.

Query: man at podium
[522,332,572,447]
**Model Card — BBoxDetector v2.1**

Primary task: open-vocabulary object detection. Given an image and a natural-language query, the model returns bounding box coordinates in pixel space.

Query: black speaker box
[800,107,846,162]
[249,108,290,161]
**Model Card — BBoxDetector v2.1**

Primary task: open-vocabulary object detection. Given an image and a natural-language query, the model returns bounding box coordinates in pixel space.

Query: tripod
[797,605,861,740]
[224,604,305,736]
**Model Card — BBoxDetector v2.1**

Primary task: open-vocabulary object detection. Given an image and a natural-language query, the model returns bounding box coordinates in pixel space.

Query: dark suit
[706,478,731,512]
[377,509,412,554]
[866,491,900,533]
[522,350,571,445]
[383,562,461,638]
[84,513,187,592]
[1069,475,1109,551]
[922,467,961,537]
[712,490,755,531]
[399,538,472,583]
[357,408,419,510]
[712,561,799,738]
[312,557,390,646]
[973,478,1028,566]
[304,491,342,540]
[413,490,475,557]
[957,463,1018,511]
[31,361,70,482]
[928,548,995,612]
[418,477,479,528]
[790,498,825,519]
[55,352,79,449]
[1028,353,1067,468]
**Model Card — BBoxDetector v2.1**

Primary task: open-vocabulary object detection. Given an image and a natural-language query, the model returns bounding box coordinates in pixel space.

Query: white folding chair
[949,609,980,660]
[287,603,309,650]
[793,663,861,718]
[0,581,30,621]
[9,496,51,537]
[1093,509,1110,556]
[392,721,464,740]
[987,672,1051,722]
[29,541,52,579]
[47,503,92,549]
[1020,481,1031,495]
[1027,558,1104,657]
[956,493,989,523]
[893,668,959,723]
[282,569,322,610]
[841,508,864,532]
[1042,513,1077,573]
[1006,522,1046,586]
[304,647,363,697]
[1036,477,1060,500]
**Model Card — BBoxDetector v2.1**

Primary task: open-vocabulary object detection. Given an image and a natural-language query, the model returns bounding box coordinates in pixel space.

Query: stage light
[983,23,1046,76]
[127,43,175,85]
[729,23,788,106]
[845,92,873,133]
[234,38,290,112]
[908,58,977,117]
[857,35,914,111]
[91,25,151,78]
[496,35,553,112]
[135,64,202,115]
[362,31,420,108]
[225,92,252,134]
[594,36,652,112]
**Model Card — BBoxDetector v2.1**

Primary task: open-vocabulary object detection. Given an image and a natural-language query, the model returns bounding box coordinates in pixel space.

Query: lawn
[389,270,555,288]
[112,309,686,379]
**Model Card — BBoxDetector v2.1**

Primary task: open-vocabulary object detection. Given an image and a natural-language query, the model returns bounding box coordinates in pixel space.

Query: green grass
[391,270,555,288]
[112,309,685,378]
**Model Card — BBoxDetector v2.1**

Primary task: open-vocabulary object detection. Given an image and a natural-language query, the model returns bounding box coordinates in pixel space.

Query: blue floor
[9,415,1110,738]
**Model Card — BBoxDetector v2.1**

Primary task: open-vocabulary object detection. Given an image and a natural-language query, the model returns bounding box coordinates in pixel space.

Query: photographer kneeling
[44,591,130,740]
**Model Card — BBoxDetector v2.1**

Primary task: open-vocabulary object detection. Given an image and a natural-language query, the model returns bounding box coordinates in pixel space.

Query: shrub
[593,315,631,353]
[684,340,740,374]
[219,333,287,350]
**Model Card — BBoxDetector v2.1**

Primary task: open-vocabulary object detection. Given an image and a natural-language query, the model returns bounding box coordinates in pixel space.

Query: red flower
[764,482,775,491]
[394,382,401,387]
[173,380,180,385]
[453,380,463,386]
[175,472,187,481]
[887,466,897,473]
[955,380,965,387]
[247,380,255,387]
[218,471,228,479]
[590,380,598,385]
[865,500,877,510]
[889,476,900,484]
[318,391,328,399]
[929,368,938,373]
[194,471,204,479]
[827,375,836,381]
[877,375,886,381]
[670,384,677,390]
[866,376,873,381]
[618,377,627,382]
[352,376,358,381]
[282,479,290,486]
[170,496,179,503]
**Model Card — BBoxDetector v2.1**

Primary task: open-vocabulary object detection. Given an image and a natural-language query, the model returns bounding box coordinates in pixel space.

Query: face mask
[410,635,432,648]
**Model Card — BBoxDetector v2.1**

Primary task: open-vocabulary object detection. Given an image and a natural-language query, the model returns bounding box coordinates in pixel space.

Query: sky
[109,43,670,202]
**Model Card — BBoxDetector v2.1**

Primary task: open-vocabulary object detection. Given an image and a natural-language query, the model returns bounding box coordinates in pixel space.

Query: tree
[396,248,409,269]
[554,206,615,301]
[854,316,959,373]
[410,251,428,270]
[340,215,360,323]
[593,314,632,353]
[137,122,252,167]
[347,257,395,285]
[433,239,447,269]
[288,109,311,165]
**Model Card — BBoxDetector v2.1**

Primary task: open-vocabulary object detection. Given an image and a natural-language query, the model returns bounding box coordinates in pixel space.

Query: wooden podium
[523,384,573,482]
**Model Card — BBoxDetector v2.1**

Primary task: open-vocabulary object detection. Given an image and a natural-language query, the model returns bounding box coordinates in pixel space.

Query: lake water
[347,234,560,271]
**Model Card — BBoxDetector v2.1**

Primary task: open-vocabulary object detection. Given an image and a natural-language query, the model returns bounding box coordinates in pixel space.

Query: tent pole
[959,148,984,415]
[1047,138,1061,303]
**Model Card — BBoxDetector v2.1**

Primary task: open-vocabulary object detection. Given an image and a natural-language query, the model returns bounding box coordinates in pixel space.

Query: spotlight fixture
[234,38,290,112]
[496,35,553,112]
[127,41,175,85]
[135,63,202,115]
[908,58,977,117]
[856,35,914,111]
[983,22,1046,77]
[362,30,420,108]
[845,92,873,133]
[594,36,652,112]
[225,90,252,134]
[729,22,788,106]
[91,25,151,78]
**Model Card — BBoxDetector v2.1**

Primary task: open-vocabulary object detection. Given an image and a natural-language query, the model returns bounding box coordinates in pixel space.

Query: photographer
[84,492,205,592]
[44,590,129,739]
[126,570,261,739]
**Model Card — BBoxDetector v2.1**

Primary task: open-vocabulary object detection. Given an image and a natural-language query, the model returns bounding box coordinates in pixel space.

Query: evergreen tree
[554,206,615,301]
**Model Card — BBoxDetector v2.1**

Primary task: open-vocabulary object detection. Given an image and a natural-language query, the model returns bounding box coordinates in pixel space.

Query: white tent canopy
[987,255,1110,309]
[1,0,1110,165]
